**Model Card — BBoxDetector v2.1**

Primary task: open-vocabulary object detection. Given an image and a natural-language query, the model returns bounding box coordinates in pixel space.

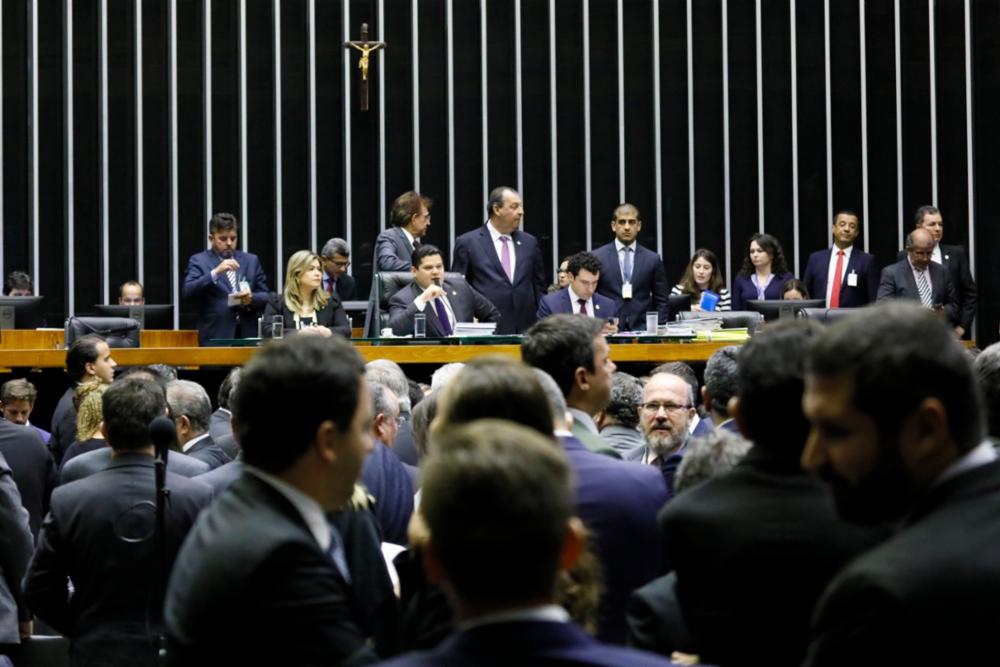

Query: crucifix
[344,23,386,112]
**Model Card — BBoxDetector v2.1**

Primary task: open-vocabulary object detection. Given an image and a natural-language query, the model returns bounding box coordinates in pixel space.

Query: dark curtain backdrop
[2,0,998,343]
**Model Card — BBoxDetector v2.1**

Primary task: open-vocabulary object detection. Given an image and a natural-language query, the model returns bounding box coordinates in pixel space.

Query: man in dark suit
[0,418,55,539]
[182,212,270,346]
[802,210,879,307]
[802,301,1000,665]
[320,237,357,301]
[452,186,547,334]
[0,451,32,647]
[60,445,210,485]
[877,227,960,326]
[23,376,213,667]
[701,345,741,433]
[361,382,414,546]
[166,380,232,470]
[656,321,882,666]
[625,372,695,497]
[49,334,118,465]
[537,251,618,325]
[208,367,239,459]
[592,203,669,331]
[375,191,433,272]
[388,244,500,337]
[1,379,51,445]
[165,335,383,665]
[522,315,621,459]
[376,420,668,667]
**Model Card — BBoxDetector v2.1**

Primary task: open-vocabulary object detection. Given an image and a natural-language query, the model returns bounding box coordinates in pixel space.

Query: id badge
[622,282,633,300]
[846,271,858,287]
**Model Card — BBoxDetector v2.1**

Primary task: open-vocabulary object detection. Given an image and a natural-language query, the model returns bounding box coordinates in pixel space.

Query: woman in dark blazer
[262,250,351,338]
[731,233,795,311]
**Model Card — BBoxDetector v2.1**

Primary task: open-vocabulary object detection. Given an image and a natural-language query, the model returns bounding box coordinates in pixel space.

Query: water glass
[414,313,427,338]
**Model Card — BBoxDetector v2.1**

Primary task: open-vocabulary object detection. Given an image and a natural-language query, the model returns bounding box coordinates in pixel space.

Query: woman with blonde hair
[60,383,109,466]
[262,250,351,337]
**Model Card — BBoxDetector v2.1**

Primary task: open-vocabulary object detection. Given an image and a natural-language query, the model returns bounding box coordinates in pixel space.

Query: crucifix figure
[344,23,386,111]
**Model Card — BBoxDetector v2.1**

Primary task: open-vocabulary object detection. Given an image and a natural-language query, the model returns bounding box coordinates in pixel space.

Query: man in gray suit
[374,191,432,272]
[388,244,500,337]
[0,451,32,647]
[876,227,960,327]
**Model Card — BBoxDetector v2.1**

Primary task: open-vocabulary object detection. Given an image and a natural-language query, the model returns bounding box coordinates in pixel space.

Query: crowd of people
[0,296,997,665]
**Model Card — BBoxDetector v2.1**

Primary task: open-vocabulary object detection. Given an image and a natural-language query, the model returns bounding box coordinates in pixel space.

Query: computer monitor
[93,304,174,329]
[0,296,46,329]
[666,294,692,321]
[746,299,826,323]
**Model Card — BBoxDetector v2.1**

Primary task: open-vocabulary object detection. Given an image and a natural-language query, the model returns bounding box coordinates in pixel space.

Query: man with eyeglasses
[593,203,669,332]
[360,381,414,546]
[625,372,696,497]
[319,237,357,301]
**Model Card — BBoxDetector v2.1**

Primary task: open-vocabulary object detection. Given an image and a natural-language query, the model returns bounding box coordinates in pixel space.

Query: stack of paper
[453,322,498,337]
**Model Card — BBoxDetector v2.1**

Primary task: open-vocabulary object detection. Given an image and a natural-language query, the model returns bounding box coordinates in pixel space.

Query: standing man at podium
[183,213,270,346]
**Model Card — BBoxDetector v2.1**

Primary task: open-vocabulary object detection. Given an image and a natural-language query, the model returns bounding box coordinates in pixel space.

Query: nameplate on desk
[0,307,13,330]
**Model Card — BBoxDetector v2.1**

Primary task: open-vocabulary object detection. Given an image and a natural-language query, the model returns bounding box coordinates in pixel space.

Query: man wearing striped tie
[876,227,960,327]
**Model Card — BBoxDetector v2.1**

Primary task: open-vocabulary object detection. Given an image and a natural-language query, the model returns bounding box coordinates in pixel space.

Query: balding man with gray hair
[366,359,419,466]
[596,372,645,454]
[702,346,741,433]
[166,380,232,470]
[430,362,465,392]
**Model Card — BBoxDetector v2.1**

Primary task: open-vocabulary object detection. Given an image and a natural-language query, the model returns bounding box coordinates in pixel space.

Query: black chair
[798,307,859,324]
[64,316,140,349]
[677,310,764,332]
[4,634,70,667]
[364,272,464,337]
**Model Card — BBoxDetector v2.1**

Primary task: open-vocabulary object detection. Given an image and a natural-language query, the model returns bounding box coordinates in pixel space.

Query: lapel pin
[945,255,950,261]
[595,304,601,311]
[516,240,521,246]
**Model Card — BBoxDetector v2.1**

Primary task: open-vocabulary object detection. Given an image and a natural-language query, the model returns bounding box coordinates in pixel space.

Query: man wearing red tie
[802,210,880,308]
[319,237,357,301]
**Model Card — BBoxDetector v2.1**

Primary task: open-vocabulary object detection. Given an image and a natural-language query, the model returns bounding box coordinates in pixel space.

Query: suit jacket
[374,619,671,667]
[598,424,645,455]
[536,287,617,322]
[24,453,213,666]
[730,271,795,311]
[658,446,884,666]
[49,384,78,465]
[626,572,695,656]
[560,435,668,644]
[896,243,977,332]
[592,241,670,331]
[60,446,210,485]
[876,258,960,325]
[0,451,32,644]
[570,416,622,460]
[361,440,415,546]
[214,432,240,460]
[388,279,501,337]
[625,443,686,500]
[375,227,418,273]
[451,224,548,334]
[207,408,232,444]
[802,246,879,307]
[182,249,270,346]
[183,434,232,471]
[61,437,107,468]
[196,459,243,496]
[804,458,1000,666]
[31,424,51,445]
[164,472,378,666]
[324,272,358,301]
[261,292,352,338]
[0,419,56,539]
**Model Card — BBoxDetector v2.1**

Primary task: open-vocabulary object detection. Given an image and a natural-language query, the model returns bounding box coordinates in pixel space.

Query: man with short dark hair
[118,280,145,305]
[375,191,433,272]
[376,420,668,667]
[24,376,213,667]
[657,321,881,666]
[50,334,117,465]
[702,345,741,432]
[166,380,232,470]
[0,378,51,444]
[388,244,499,337]
[802,210,879,308]
[452,186,547,334]
[0,381,55,538]
[522,315,620,458]
[165,335,381,665]
[878,227,960,326]
[320,237,357,300]
[537,251,617,326]
[182,212,270,346]
[592,203,670,331]
[596,372,645,454]
[2,271,32,297]
[801,302,1000,665]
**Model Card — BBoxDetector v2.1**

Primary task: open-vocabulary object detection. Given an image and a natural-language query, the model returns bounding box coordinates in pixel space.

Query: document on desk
[453,322,497,337]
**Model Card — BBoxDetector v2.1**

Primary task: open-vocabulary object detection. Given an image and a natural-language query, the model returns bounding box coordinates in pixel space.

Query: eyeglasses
[640,402,691,415]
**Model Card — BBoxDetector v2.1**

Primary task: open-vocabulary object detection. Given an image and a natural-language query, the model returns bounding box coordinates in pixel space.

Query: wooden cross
[344,23,386,111]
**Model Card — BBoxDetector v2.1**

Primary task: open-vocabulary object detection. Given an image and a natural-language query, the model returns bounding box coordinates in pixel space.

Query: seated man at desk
[388,244,500,337]
[3,271,33,297]
[118,281,145,306]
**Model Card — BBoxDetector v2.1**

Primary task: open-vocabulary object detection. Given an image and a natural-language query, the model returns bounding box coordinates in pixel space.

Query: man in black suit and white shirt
[388,244,500,337]
[910,205,977,337]
[801,301,1000,665]
[592,203,669,331]
[165,335,382,665]
[166,380,232,470]
[375,191,433,272]
[877,228,960,326]
[452,186,548,334]
[24,376,213,667]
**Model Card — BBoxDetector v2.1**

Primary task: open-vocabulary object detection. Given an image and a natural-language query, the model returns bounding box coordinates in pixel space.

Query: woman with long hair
[731,233,794,311]
[671,249,732,311]
[262,250,351,338]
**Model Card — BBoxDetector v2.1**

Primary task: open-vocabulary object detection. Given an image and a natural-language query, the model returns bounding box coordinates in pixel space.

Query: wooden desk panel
[0,329,198,350]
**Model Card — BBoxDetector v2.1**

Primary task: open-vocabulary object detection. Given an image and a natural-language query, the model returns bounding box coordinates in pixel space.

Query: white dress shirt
[181,432,212,454]
[567,285,594,317]
[486,221,516,279]
[413,287,456,329]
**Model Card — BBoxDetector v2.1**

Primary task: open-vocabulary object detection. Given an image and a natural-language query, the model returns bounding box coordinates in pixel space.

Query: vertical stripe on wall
[652,0,663,258]
[722,0,732,281]
[170,0,180,328]
[894,0,903,245]
[65,0,75,315]
[342,2,352,252]
[99,0,109,302]
[307,0,317,250]
[378,0,386,232]
[514,0,524,201]
[0,3,4,282]
[135,0,144,284]
[790,0,800,279]
[754,0,764,234]
[549,0,558,269]
[617,0,625,201]
[928,0,938,206]
[964,0,974,275]
[239,0,249,244]
[204,0,213,237]
[480,0,488,208]
[583,0,593,248]
[859,0,870,252]
[412,0,420,191]
[823,0,832,222]
[447,0,456,248]
[273,0,284,290]
[685,0,695,256]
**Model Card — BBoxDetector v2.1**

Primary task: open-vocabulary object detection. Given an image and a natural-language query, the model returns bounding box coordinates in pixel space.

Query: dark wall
[2,0,997,343]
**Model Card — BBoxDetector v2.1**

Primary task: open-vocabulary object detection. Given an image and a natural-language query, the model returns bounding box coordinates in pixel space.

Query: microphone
[149,416,176,461]
[221,249,234,260]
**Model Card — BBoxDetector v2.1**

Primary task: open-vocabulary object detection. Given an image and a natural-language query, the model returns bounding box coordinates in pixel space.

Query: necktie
[829,250,845,308]
[916,270,933,307]
[622,246,633,283]
[578,298,588,316]
[328,525,352,585]
[500,236,513,282]
[326,278,335,294]
[434,298,453,336]
[412,238,420,250]
[226,269,238,293]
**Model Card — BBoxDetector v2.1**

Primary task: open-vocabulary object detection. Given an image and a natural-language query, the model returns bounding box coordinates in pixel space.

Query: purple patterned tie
[500,236,513,282]
[434,298,453,336]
